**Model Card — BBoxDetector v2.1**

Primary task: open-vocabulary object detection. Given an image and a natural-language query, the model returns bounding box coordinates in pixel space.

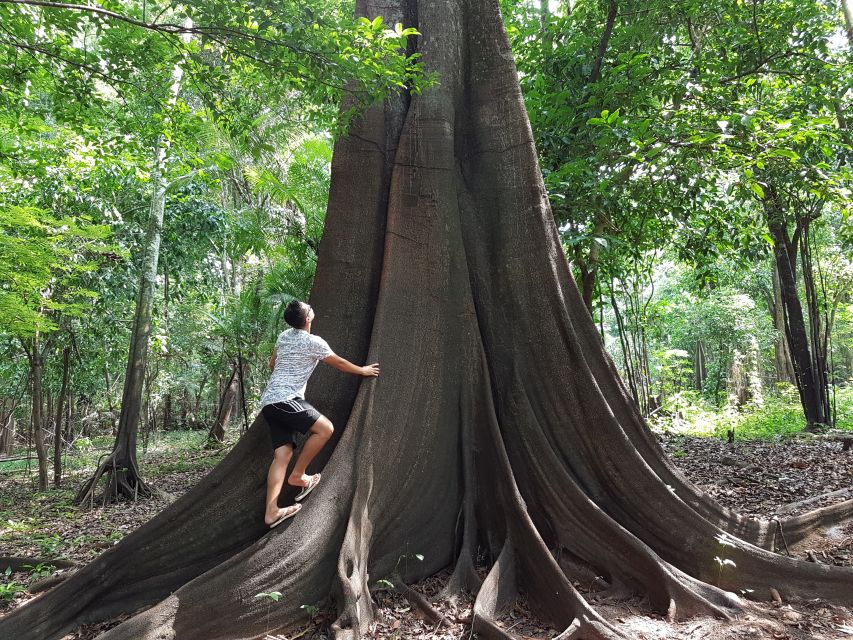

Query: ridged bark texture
[2,1,851,639]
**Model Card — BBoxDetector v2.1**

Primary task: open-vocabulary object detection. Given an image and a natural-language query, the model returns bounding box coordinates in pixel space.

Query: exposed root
[443,385,484,598]
[464,348,627,640]
[28,573,70,594]
[0,422,275,640]
[472,542,518,621]
[331,469,375,640]
[0,557,76,572]
[552,616,628,640]
[387,575,450,627]
[552,619,582,640]
[776,489,853,517]
[774,498,853,548]
[74,450,154,507]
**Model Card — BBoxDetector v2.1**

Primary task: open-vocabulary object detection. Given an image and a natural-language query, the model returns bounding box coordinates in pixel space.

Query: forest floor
[1,429,852,639]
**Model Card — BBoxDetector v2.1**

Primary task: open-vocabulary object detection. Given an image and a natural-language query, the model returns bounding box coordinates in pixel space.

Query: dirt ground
[1,432,851,639]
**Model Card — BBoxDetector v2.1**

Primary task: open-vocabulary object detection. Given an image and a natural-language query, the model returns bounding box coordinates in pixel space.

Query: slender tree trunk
[0,375,25,456]
[192,372,208,428]
[693,340,707,391]
[76,137,167,505]
[236,350,250,434]
[207,365,238,443]
[180,390,188,429]
[27,335,49,491]
[590,0,618,84]
[45,393,54,448]
[104,359,116,417]
[580,215,607,313]
[539,0,549,33]
[162,260,172,431]
[771,264,796,383]
[728,349,747,407]
[842,0,853,46]
[53,346,71,486]
[765,197,827,426]
[64,391,73,445]
[1,414,15,456]
[799,224,833,425]
[610,288,639,405]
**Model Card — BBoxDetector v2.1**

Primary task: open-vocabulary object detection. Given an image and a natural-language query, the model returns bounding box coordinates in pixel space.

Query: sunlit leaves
[0,205,112,336]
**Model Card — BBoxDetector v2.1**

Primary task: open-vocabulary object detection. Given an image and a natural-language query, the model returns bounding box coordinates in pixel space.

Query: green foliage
[254,591,282,602]
[0,204,112,336]
[506,0,851,300]
[651,384,853,439]
[733,392,809,440]
[0,0,430,135]
[24,563,56,582]
[33,533,65,556]
[0,567,24,601]
[835,384,853,430]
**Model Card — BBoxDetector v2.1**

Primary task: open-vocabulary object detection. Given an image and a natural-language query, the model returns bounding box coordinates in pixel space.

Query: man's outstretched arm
[323,354,380,377]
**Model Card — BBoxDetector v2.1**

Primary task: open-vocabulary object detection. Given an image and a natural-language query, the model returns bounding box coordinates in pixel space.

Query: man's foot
[289,473,321,501]
[266,503,301,528]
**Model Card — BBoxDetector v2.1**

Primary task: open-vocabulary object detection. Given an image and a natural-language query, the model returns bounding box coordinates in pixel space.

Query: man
[261,299,379,528]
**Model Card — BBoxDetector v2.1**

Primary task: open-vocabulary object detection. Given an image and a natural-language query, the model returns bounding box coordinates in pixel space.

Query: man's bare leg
[265,443,299,525]
[288,416,333,487]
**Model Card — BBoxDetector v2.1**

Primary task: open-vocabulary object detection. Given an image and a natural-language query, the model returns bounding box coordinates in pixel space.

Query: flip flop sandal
[294,474,321,502]
[269,504,301,529]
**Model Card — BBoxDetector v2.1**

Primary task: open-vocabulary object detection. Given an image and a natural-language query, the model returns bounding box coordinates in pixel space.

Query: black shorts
[262,398,322,450]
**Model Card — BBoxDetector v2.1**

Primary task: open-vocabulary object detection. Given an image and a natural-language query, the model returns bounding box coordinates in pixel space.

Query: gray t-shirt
[260,329,334,407]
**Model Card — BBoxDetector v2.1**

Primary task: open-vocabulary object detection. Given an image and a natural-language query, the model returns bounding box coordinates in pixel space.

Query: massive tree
[2,0,852,638]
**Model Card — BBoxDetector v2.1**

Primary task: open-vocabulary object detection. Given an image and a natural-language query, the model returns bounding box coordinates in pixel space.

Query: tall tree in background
[3,1,852,639]
[76,63,184,504]
[508,0,851,422]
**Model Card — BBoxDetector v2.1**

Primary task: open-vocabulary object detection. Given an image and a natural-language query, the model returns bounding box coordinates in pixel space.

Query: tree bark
[53,345,71,486]
[765,195,828,426]
[693,340,706,391]
[207,364,238,443]
[771,264,796,384]
[590,0,618,84]
[162,259,173,431]
[0,375,25,456]
[3,2,853,640]
[0,415,14,456]
[799,223,832,425]
[579,215,607,313]
[842,0,853,47]
[25,335,49,491]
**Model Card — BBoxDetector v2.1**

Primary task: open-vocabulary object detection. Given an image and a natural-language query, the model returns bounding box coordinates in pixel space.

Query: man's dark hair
[283,300,310,328]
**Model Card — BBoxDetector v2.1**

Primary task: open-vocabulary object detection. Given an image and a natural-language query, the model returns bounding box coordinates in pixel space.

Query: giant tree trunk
[3,2,853,639]
[75,139,167,505]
